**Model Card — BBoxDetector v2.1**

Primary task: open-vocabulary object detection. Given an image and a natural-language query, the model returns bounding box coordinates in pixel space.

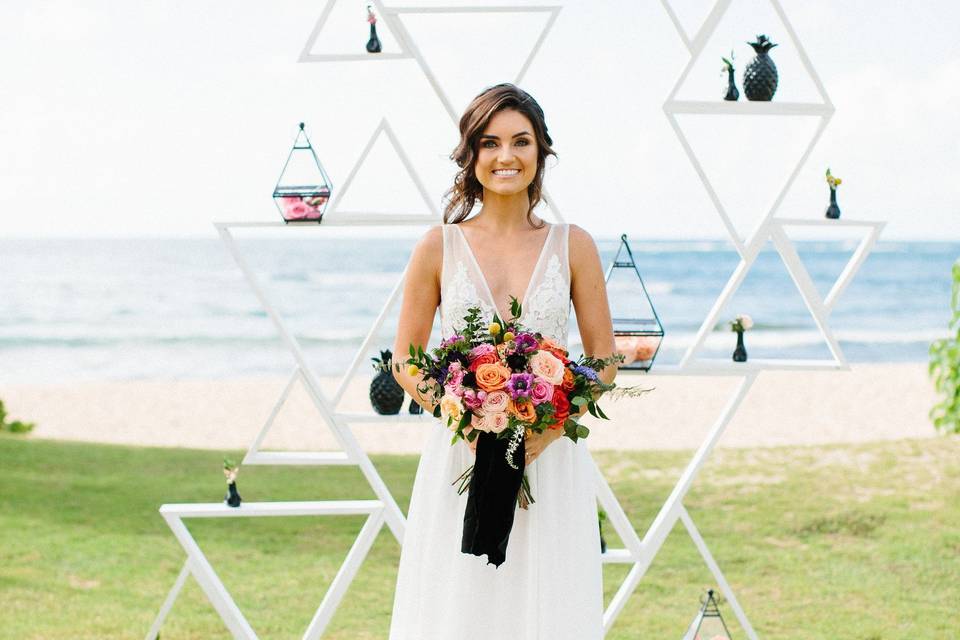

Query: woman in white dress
[389,83,619,640]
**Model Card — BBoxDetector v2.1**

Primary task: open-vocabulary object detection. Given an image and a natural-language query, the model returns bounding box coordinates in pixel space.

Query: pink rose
[487,411,508,434]
[284,200,320,220]
[469,343,496,359]
[529,350,564,386]
[462,388,487,411]
[529,378,554,405]
[481,389,510,413]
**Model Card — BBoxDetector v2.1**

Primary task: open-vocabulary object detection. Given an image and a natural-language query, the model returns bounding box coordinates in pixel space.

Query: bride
[388,83,618,639]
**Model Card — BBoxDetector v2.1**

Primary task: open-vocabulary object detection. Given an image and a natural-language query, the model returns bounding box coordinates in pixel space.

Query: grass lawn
[1,433,957,639]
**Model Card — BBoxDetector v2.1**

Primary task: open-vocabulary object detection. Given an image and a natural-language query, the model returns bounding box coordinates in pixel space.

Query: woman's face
[474,108,538,197]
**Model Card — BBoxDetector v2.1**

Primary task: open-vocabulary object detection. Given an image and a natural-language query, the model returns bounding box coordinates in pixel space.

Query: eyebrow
[479,131,532,139]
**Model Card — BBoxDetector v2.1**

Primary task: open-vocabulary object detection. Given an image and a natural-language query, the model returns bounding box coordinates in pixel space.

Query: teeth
[493,169,519,175]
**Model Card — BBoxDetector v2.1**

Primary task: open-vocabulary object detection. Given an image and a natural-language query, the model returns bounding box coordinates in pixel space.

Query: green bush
[0,399,36,434]
[929,259,960,433]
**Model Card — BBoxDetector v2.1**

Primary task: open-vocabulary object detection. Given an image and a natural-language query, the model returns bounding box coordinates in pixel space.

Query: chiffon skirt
[388,420,604,640]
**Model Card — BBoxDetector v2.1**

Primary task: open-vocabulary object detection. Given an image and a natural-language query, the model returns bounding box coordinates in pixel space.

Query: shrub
[929,259,960,433]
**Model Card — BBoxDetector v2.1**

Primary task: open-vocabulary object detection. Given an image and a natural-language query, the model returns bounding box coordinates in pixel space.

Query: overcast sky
[1,0,958,241]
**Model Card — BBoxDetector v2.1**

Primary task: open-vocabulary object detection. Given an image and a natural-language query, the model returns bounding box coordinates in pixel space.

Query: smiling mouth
[492,169,521,177]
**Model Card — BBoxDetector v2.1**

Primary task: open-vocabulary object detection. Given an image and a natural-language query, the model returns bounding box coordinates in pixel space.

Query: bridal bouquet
[398,297,650,567]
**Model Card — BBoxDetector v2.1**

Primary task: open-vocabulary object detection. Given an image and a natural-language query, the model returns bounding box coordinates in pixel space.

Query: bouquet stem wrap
[460,430,525,567]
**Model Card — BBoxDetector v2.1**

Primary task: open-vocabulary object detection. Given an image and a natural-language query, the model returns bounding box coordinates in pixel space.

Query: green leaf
[571,396,589,407]
[594,403,609,420]
[576,424,590,439]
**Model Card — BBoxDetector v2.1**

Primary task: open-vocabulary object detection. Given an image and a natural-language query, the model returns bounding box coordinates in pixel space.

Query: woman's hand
[524,428,563,465]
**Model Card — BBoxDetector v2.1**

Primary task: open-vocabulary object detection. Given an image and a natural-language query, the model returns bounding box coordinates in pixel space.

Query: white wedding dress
[388,222,604,640]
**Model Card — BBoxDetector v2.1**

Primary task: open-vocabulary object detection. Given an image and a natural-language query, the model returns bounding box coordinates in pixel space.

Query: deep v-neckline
[454,223,554,322]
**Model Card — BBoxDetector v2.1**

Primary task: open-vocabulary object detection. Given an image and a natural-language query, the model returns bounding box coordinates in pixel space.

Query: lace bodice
[439,223,571,346]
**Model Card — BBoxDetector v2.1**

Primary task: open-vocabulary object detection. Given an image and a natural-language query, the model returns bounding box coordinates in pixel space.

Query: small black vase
[225,482,242,508]
[825,188,841,219]
[724,67,739,101]
[599,516,607,554]
[408,397,423,414]
[732,330,748,362]
[366,23,382,53]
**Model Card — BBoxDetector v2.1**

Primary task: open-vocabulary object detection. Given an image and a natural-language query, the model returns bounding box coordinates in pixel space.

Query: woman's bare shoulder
[567,223,601,265]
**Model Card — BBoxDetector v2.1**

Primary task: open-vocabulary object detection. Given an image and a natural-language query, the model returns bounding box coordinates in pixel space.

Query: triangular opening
[660,0,717,47]
[696,237,838,362]
[670,112,824,245]
[247,371,349,463]
[183,514,379,637]
[157,574,234,638]
[613,519,748,637]
[671,0,827,104]
[778,221,876,302]
[327,119,440,222]
[300,0,406,61]
[396,8,558,114]
[226,229,442,435]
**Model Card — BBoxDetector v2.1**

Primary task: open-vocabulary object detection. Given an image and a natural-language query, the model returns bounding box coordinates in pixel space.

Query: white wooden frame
[571,0,884,636]
[145,500,385,640]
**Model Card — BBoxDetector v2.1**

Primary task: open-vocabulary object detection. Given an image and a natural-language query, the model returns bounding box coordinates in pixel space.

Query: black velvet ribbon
[460,430,525,568]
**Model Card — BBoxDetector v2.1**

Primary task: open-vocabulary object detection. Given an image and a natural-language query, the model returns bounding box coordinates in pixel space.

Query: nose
[497,144,515,163]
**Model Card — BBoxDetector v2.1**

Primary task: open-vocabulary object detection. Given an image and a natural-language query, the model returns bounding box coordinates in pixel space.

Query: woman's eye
[482,140,496,148]
[516,138,529,146]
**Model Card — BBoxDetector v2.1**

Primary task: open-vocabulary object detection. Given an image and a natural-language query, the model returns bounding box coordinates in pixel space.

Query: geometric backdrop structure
[147,1,884,637]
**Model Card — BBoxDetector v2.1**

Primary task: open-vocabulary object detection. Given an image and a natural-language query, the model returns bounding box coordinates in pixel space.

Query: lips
[492,169,520,177]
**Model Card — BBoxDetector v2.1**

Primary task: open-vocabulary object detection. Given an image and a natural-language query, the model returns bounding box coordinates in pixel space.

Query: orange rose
[538,337,571,364]
[475,362,511,392]
[468,351,499,372]
[560,367,575,392]
[508,398,537,423]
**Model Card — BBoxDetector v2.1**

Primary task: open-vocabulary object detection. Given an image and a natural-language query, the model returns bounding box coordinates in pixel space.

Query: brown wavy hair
[443,83,556,227]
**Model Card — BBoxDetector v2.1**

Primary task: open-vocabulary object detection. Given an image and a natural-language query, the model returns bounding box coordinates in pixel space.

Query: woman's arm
[392,225,444,414]
[568,224,618,417]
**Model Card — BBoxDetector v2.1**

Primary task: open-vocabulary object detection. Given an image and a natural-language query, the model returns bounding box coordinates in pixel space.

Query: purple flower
[441,334,464,348]
[572,365,599,382]
[505,372,535,400]
[512,332,539,354]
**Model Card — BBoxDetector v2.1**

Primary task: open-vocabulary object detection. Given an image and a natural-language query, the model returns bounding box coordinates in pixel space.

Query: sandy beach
[0,362,938,454]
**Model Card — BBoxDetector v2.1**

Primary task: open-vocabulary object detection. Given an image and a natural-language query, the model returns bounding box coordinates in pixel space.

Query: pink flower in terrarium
[633,336,659,361]
[279,196,302,206]
[284,201,311,220]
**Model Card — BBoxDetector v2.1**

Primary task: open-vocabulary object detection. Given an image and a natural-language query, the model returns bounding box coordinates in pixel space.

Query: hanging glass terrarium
[272,122,333,224]
[682,589,733,640]
[605,233,664,371]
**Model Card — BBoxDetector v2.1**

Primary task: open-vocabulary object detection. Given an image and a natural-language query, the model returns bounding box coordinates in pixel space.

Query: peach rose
[439,394,464,429]
[481,389,510,413]
[529,351,564,386]
[508,399,537,423]
[475,362,511,392]
[487,411,509,434]
[471,411,491,432]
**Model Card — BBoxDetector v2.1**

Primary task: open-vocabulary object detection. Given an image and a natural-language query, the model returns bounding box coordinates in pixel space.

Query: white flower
[739,314,754,330]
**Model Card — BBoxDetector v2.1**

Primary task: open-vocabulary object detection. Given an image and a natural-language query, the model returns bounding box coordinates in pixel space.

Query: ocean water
[1,236,957,384]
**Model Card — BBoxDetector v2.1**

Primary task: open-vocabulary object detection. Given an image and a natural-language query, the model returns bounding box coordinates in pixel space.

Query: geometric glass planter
[605,233,664,371]
[273,122,333,224]
[682,589,733,640]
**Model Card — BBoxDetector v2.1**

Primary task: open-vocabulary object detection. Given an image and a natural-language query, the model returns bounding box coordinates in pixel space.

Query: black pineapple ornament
[365,4,382,53]
[370,349,405,414]
[743,34,779,101]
